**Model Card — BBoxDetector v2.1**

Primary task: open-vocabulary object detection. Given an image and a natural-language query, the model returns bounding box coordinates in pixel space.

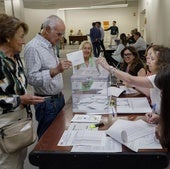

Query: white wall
[23,6,138,44]
[2,0,170,47]
[24,9,59,42]
[64,7,138,44]
[0,0,5,13]
[138,0,170,46]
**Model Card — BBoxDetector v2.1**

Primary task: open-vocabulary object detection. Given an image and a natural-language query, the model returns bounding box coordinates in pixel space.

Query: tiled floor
[24,44,79,169]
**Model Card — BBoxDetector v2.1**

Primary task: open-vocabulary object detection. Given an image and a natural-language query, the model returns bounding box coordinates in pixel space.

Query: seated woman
[120,46,146,76]
[74,40,96,72]
[105,33,127,68]
[154,65,170,151]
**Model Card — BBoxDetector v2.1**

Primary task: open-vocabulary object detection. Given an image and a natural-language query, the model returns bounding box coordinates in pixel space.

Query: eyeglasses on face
[52,28,64,37]
[56,32,64,37]
[123,53,133,57]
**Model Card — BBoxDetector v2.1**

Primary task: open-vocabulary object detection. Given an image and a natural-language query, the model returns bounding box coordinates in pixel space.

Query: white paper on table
[58,130,106,146]
[106,119,162,152]
[71,136,122,152]
[116,97,152,113]
[66,50,84,66]
[71,114,102,123]
[87,102,108,110]
[68,123,98,131]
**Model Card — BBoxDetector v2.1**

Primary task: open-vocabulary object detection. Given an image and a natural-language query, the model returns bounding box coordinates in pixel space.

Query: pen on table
[89,122,104,129]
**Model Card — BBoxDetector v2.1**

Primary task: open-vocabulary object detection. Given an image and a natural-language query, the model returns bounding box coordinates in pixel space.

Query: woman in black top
[120,46,146,76]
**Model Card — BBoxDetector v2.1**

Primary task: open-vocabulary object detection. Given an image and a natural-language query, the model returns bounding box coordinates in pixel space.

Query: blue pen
[152,103,156,113]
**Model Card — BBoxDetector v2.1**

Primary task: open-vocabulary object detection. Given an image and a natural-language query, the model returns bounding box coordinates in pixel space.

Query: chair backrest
[138,50,146,62]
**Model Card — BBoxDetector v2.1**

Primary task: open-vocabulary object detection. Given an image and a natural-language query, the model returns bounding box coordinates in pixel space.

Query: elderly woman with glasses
[119,46,146,76]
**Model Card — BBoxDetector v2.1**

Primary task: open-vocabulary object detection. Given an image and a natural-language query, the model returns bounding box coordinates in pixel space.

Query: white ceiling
[23,0,138,9]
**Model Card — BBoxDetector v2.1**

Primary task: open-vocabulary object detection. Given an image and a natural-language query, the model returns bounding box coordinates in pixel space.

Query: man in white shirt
[24,15,72,139]
[131,32,147,51]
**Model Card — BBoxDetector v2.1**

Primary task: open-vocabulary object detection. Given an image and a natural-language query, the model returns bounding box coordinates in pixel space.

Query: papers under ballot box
[71,67,111,114]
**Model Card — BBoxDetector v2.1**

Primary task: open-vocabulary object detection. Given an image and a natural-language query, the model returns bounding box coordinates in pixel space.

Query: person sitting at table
[127,28,137,44]
[77,29,83,36]
[104,33,127,69]
[131,31,147,52]
[119,46,146,76]
[74,41,96,72]
[154,65,170,151]
[96,45,170,121]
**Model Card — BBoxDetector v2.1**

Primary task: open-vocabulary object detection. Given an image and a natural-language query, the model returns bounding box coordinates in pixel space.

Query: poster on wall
[103,21,109,29]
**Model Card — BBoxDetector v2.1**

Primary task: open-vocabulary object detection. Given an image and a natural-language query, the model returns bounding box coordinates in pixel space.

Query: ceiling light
[90,4,128,9]
[58,3,128,10]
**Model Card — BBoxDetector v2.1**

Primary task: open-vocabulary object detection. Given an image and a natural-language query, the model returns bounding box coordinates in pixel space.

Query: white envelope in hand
[66,50,84,66]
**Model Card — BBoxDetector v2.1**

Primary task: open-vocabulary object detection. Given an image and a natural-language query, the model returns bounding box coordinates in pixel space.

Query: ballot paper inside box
[71,68,110,114]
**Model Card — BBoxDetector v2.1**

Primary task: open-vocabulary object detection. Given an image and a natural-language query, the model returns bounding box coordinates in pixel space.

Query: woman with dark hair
[154,65,170,151]
[0,13,44,169]
[120,46,146,76]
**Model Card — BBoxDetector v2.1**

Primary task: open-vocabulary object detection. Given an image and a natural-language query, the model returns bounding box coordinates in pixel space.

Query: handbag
[0,106,37,153]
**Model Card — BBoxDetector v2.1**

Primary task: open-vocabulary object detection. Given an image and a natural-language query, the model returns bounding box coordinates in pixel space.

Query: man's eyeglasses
[123,53,132,57]
[56,32,64,37]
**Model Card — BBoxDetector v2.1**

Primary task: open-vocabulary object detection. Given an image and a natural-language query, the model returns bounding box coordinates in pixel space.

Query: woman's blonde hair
[79,40,93,57]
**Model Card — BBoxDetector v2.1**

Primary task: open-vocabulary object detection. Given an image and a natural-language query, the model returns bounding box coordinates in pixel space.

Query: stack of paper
[58,130,122,152]
[106,119,162,152]
[57,114,122,152]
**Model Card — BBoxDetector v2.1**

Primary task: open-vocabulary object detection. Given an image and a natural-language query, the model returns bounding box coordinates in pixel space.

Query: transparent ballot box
[71,68,110,114]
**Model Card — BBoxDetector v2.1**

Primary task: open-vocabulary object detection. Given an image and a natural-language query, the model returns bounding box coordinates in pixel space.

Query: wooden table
[29,95,169,169]
[69,35,88,45]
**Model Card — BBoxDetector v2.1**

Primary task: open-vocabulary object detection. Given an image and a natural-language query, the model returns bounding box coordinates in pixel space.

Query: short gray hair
[42,15,63,30]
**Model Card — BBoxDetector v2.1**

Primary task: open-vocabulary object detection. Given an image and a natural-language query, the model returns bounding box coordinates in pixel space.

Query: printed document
[58,130,122,152]
[71,114,102,123]
[68,123,98,131]
[71,136,122,152]
[106,119,162,152]
[58,130,106,146]
[116,97,152,113]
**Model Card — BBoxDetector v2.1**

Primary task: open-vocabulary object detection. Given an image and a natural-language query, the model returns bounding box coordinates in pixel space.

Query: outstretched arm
[96,56,153,88]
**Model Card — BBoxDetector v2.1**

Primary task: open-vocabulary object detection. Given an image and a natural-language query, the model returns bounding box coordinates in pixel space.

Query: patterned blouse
[0,51,27,114]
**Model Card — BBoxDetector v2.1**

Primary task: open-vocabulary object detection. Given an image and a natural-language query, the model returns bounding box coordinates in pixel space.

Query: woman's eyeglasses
[123,53,132,57]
